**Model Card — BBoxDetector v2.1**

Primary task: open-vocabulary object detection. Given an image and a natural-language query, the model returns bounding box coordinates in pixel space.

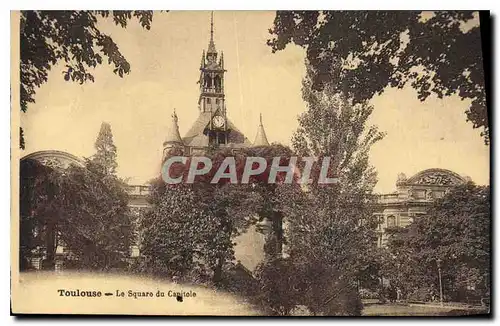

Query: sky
[20,11,490,193]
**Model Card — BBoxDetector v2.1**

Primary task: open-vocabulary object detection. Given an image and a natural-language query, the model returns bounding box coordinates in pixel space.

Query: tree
[20,10,155,148]
[201,181,262,285]
[247,144,298,260]
[19,159,58,270]
[280,65,383,315]
[397,182,491,302]
[55,161,133,270]
[19,123,133,271]
[19,158,133,271]
[137,148,262,285]
[378,227,425,301]
[137,181,213,279]
[254,257,301,316]
[268,11,489,143]
[91,122,118,175]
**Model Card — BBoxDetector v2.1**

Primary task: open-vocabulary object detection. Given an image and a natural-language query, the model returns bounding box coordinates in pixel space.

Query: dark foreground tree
[393,183,491,302]
[20,10,156,148]
[280,65,382,315]
[57,162,133,269]
[248,144,298,261]
[20,122,132,270]
[136,148,262,285]
[19,159,57,270]
[254,257,301,316]
[269,11,489,143]
[19,159,133,271]
[377,227,423,301]
[137,182,213,280]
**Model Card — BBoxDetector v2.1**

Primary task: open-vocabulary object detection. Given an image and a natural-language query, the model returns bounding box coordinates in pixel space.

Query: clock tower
[172,12,262,155]
[157,12,272,271]
[198,12,228,145]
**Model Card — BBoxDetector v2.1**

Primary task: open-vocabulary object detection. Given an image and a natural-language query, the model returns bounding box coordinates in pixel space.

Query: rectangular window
[217,133,226,144]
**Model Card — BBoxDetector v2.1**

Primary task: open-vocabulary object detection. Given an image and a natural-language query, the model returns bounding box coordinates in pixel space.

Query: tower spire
[210,11,214,43]
[207,11,217,55]
[200,50,205,68]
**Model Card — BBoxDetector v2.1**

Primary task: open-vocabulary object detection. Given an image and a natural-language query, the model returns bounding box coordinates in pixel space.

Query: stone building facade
[374,168,470,247]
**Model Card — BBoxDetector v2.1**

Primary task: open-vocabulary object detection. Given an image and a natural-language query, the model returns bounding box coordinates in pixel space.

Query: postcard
[11,10,490,316]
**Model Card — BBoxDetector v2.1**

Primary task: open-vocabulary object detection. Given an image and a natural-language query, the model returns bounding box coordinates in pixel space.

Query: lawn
[362,303,488,316]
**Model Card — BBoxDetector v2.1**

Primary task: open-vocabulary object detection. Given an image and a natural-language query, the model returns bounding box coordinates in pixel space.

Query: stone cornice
[21,150,85,168]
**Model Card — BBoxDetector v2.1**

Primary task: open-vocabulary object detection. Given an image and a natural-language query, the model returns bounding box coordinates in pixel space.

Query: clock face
[213,115,225,128]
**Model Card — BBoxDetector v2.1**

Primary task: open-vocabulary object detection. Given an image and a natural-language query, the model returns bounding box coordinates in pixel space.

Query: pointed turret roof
[200,50,205,68]
[219,51,224,68]
[163,109,183,146]
[207,11,217,55]
[253,114,270,146]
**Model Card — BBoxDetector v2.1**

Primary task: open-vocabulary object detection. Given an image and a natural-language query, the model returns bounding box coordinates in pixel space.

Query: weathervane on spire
[172,108,178,123]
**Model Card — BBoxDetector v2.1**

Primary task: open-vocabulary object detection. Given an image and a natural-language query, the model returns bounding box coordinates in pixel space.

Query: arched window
[204,75,212,88]
[387,215,396,228]
[214,75,221,90]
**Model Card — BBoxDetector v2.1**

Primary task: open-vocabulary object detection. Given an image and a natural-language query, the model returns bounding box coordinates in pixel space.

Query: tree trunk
[42,221,56,270]
[213,256,223,285]
[273,212,284,258]
[212,214,231,286]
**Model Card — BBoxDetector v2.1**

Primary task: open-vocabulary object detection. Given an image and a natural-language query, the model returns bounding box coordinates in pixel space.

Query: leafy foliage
[255,256,362,316]
[252,66,382,315]
[288,65,382,267]
[19,159,55,270]
[91,122,118,175]
[254,258,301,316]
[19,127,25,149]
[247,144,298,260]
[287,66,381,314]
[19,158,133,271]
[384,183,490,302]
[137,148,263,284]
[19,123,133,271]
[19,10,155,148]
[269,11,489,143]
[138,182,213,279]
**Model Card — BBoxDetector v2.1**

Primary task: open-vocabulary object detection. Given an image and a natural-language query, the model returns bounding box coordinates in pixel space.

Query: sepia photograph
[11,9,491,316]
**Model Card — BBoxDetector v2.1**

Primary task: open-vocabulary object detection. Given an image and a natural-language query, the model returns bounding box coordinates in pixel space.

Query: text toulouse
[161,156,339,184]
